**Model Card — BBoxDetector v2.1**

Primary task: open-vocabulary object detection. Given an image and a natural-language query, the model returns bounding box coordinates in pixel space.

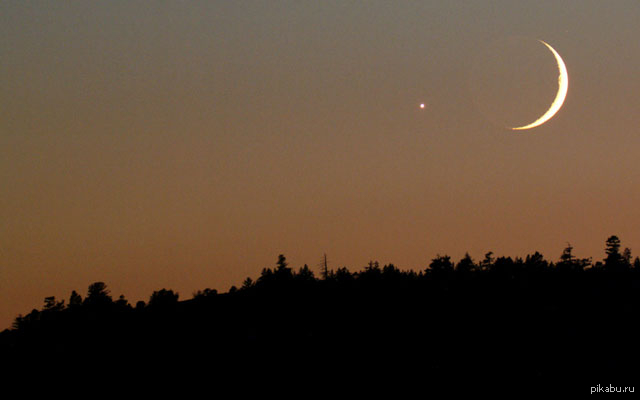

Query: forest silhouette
[2,235,639,392]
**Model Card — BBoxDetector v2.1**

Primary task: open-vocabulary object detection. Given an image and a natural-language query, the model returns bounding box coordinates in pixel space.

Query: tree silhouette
[333,267,354,283]
[360,261,382,281]
[524,251,548,273]
[604,235,626,271]
[192,288,217,299]
[559,243,575,264]
[242,277,255,289]
[43,296,64,312]
[115,295,130,309]
[622,247,632,268]
[556,243,590,271]
[148,289,179,308]
[84,282,112,307]
[428,254,454,274]
[493,256,515,275]
[295,264,315,282]
[382,263,401,278]
[480,251,494,271]
[276,254,289,271]
[272,254,293,282]
[456,253,475,274]
[68,290,82,309]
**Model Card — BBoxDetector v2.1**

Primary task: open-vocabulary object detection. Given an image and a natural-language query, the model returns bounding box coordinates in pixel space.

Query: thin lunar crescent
[511,40,568,130]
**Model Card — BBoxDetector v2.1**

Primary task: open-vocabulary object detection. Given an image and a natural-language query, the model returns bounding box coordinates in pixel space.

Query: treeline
[2,235,640,390]
[6,235,637,332]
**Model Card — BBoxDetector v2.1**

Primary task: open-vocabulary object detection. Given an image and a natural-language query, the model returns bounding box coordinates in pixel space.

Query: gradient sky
[2,1,640,329]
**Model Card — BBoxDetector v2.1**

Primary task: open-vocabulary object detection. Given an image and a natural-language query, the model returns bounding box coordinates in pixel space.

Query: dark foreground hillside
[2,240,640,394]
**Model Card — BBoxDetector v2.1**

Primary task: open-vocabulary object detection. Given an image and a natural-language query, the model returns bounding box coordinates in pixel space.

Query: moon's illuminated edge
[511,40,569,131]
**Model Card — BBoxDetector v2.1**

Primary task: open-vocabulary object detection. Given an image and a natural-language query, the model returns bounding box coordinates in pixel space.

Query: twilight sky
[2,1,640,329]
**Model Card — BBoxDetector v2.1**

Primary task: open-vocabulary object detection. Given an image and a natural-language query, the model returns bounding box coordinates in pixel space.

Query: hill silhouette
[2,235,639,393]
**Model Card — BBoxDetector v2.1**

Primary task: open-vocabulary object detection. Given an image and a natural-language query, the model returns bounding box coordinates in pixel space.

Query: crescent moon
[511,40,568,130]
